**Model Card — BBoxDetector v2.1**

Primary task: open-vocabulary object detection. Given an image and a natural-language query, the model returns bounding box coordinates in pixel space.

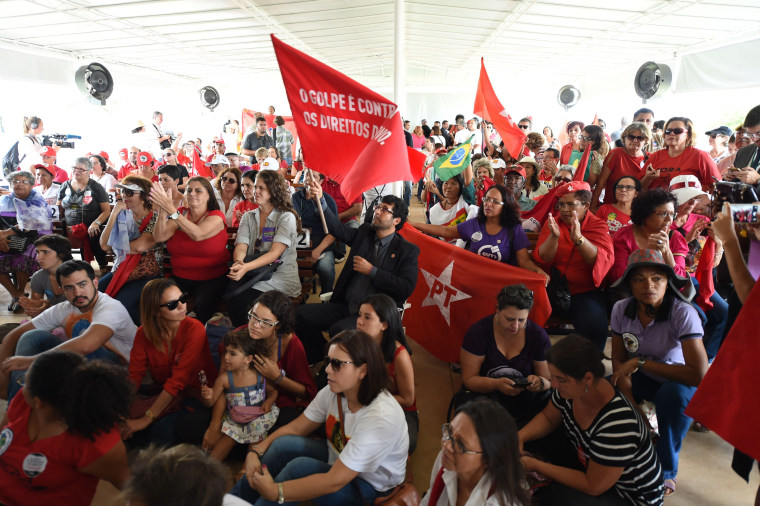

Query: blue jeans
[7,329,121,399]
[690,277,728,361]
[230,435,383,505]
[313,250,336,293]
[631,372,696,480]
[569,289,609,350]
[98,272,157,325]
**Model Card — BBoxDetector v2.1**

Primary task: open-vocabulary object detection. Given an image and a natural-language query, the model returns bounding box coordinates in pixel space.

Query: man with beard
[294,184,420,363]
[505,164,537,212]
[0,260,136,400]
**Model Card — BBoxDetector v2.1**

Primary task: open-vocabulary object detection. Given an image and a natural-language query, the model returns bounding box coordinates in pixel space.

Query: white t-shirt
[31,292,137,361]
[17,135,43,170]
[34,183,61,219]
[304,387,408,491]
[428,196,477,246]
[92,173,117,193]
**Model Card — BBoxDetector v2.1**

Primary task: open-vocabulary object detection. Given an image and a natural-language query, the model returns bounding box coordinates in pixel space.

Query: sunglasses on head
[324,356,355,372]
[665,128,688,135]
[161,293,188,310]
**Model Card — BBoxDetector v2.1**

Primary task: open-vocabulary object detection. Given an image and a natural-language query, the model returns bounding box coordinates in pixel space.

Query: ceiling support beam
[394,0,406,114]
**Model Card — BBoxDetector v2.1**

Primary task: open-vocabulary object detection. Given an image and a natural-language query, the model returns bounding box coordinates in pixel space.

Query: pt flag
[399,223,551,363]
[434,135,474,180]
[473,58,526,160]
[271,34,426,203]
[685,278,760,461]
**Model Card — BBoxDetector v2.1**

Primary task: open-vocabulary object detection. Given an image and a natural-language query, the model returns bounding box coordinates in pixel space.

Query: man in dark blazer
[295,184,420,363]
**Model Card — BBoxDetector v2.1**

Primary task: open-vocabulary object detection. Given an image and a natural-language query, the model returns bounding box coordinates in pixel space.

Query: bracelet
[248,445,263,459]
[274,369,286,384]
[93,219,102,226]
[277,482,285,504]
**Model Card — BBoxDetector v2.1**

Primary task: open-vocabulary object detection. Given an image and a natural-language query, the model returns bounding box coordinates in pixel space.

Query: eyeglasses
[375,205,394,214]
[12,180,32,185]
[626,135,646,142]
[665,128,688,136]
[221,177,238,184]
[122,189,139,197]
[743,132,760,141]
[482,197,504,205]
[161,293,188,310]
[555,202,585,210]
[580,135,593,142]
[616,185,637,192]
[324,356,355,372]
[517,124,530,130]
[441,423,483,455]
[72,167,88,173]
[709,134,718,139]
[163,153,174,157]
[652,210,675,219]
[554,177,572,183]
[248,310,278,328]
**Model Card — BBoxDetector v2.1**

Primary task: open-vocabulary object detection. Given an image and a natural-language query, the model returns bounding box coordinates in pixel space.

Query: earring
[585,385,589,393]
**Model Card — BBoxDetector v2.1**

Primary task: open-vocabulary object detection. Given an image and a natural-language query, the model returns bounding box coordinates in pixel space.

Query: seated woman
[124,278,218,446]
[0,350,132,505]
[18,234,72,318]
[459,285,551,427]
[610,188,688,282]
[213,166,243,226]
[421,397,528,506]
[232,170,259,227]
[227,170,302,327]
[519,334,665,506]
[356,294,418,453]
[230,330,409,505]
[411,185,549,283]
[202,290,317,455]
[99,176,164,324]
[58,157,111,272]
[150,176,230,324]
[0,170,53,312]
[426,173,476,243]
[32,163,61,210]
[518,156,549,200]
[609,249,708,497]
[89,153,117,193]
[532,182,614,350]
[595,176,640,235]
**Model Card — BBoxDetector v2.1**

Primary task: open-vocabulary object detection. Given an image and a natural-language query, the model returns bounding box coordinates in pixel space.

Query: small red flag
[271,35,425,203]
[191,146,212,178]
[686,278,760,461]
[592,113,599,126]
[399,223,551,363]
[473,58,526,160]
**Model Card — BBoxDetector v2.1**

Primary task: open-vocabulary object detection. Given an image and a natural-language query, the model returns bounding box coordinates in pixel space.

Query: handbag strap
[336,394,348,448]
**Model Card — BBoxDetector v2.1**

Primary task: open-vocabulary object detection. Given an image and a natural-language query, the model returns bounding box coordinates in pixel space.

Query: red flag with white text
[399,223,551,363]
[271,34,426,202]
[685,278,760,461]
[473,58,526,160]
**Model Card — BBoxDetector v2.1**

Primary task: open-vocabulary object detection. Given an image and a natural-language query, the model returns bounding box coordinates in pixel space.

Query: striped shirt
[552,388,664,506]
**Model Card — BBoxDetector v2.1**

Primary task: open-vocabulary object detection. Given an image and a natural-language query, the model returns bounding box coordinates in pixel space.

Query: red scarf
[105,212,154,296]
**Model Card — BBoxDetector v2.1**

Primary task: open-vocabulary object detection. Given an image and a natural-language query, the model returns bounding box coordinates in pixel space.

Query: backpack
[2,141,24,177]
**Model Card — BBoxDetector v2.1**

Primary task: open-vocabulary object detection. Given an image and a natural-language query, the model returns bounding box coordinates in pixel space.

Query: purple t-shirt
[461,314,550,378]
[610,296,703,383]
[456,219,528,266]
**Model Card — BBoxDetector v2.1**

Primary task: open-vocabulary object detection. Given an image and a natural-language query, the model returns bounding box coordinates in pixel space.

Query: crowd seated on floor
[1,103,760,505]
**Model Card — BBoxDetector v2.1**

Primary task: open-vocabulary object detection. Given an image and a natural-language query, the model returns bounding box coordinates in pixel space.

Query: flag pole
[306,167,329,234]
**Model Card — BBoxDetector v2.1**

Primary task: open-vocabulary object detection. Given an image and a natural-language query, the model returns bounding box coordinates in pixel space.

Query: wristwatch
[637,357,646,370]
[168,211,180,220]
[144,409,156,421]
[573,236,585,247]
[277,483,285,504]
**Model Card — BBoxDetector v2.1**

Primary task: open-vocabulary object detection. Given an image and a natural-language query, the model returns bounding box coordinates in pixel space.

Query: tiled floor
[1,197,758,504]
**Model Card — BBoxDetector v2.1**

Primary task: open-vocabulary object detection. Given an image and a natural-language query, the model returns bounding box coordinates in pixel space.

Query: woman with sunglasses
[98,176,164,324]
[532,182,614,350]
[609,189,688,283]
[213,166,243,226]
[595,176,640,235]
[410,185,548,282]
[458,284,552,427]
[57,156,112,272]
[646,117,720,191]
[591,122,651,210]
[124,278,218,446]
[421,397,528,506]
[227,170,303,327]
[230,329,409,505]
[204,291,317,454]
[519,334,664,505]
[150,176,230,324]
[232,170,259,227]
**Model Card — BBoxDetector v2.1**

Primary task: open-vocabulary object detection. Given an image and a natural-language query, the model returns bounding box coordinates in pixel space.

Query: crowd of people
[1,103,759,505]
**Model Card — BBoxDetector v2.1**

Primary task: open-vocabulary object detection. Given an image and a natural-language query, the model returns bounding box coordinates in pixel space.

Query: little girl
[201,330,279,461]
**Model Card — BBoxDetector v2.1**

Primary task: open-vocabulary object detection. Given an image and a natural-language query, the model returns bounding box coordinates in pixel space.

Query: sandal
[664,478,676,496]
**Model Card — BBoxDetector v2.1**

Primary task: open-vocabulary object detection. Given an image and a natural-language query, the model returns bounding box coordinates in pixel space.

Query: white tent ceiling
[2,0,760,92]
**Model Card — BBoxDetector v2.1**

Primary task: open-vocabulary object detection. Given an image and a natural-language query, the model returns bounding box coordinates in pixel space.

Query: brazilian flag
[433,135,473,180]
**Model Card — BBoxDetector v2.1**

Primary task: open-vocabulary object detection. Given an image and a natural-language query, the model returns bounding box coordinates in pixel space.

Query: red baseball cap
[40,146,56,158]
[33,163,56,177]
[119,148,128,161]
[136,152,153,166]
[505,164,527,179]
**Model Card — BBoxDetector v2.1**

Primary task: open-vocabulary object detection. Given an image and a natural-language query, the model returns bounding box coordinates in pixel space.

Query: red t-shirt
[595,204,632,235]
[387,345,417,411]
[166,208,230,279]
[128,317,218,398]
[560,143,574,165]
[275,335,318,409]
[601,148,647,204]
[322,179,361,221]
[51,164,68,184]
[231,200,258,228]
[118,162,136,180]
[0,394,121,506]
[647,147,720,191]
